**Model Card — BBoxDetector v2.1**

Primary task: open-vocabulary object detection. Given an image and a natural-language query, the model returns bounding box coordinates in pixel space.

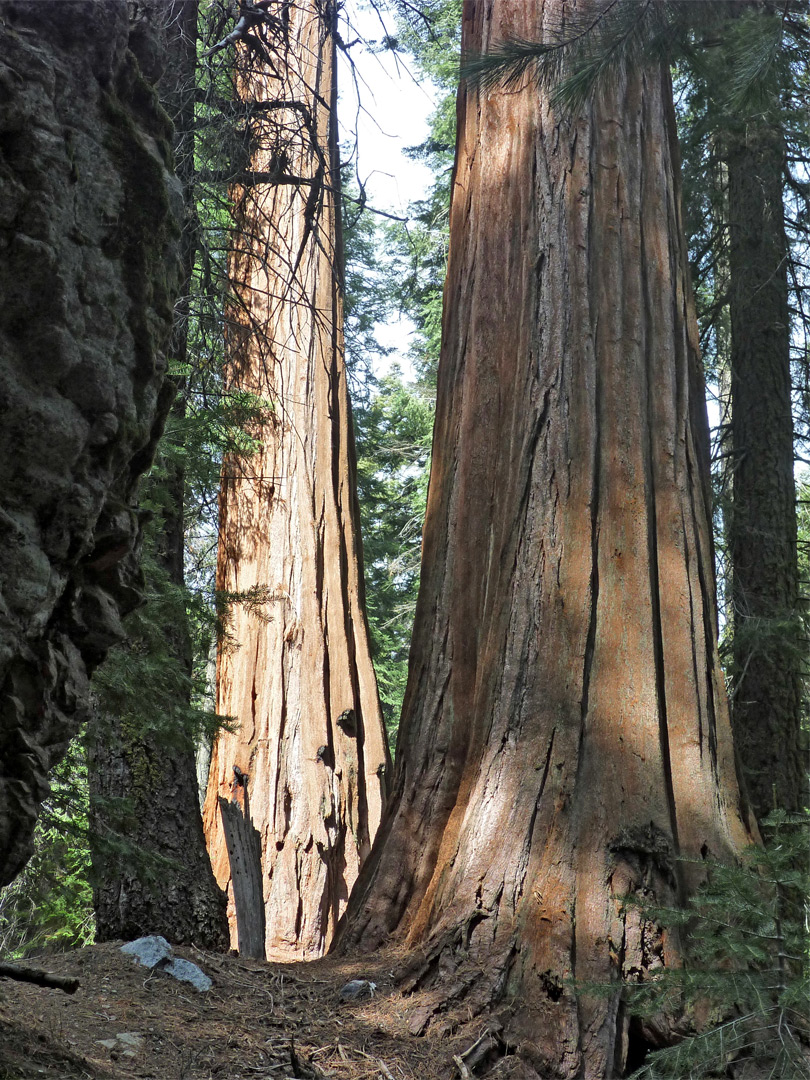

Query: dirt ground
[0,942,508,1080]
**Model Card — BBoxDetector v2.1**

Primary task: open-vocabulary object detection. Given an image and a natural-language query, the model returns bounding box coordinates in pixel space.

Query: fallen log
[0,961,79,994]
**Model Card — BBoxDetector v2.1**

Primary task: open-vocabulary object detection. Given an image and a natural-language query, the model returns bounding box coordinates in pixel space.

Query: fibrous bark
[337,2,754,1076]
[202,0,390,960]
[0,0,181,886]
[727,121,804,820]
[87,0,228,952]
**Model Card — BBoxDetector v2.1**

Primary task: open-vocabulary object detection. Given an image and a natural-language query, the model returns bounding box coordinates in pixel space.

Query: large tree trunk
[0,0,181,887]
[336,2,755,1076]
[727,123,804,821]
[202,0,390,960]
[88,0,228,951]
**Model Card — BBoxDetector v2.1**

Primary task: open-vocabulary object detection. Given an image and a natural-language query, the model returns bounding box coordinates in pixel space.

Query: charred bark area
[0,0,181,886]
[727,126,804,821]
[201,0,390,960]
[336,2,754,1076]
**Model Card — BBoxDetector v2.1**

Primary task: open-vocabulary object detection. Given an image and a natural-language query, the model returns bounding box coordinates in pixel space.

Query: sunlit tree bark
[337,2,755,1075]
[202,0,390,960]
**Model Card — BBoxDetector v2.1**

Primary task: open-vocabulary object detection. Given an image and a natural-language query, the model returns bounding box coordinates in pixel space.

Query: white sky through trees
[339,2,438,372]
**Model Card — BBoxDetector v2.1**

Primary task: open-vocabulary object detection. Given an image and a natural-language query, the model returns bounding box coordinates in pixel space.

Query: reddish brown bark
[337,2,755,1075]
[202,0,390,960]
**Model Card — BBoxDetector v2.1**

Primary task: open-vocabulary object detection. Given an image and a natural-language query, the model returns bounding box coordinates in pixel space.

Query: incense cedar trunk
[337,2,755,1076]
[202,0,390,960]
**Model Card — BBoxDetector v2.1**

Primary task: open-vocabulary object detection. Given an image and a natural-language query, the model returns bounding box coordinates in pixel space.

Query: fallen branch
[453,1054,472,1079]
[0,960,79,994]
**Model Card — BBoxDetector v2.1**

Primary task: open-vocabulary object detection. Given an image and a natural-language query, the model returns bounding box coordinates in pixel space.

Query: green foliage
[341,189,433,740]
[385,0,460,389]
[343,0,460,737]
[354,370,433,739]
[623,813,810,1079]
[461,1,809,120]
[0,740,94,959]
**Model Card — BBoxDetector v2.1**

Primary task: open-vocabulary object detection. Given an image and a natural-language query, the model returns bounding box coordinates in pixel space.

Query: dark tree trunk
[336,2,755,1076]
[727,124,804,820]
[88,0,228,950]
[0,0,181,886]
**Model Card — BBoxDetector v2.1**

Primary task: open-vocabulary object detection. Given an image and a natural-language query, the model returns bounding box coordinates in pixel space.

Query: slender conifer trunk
[727,124,804,820]
[337,3,754,1075]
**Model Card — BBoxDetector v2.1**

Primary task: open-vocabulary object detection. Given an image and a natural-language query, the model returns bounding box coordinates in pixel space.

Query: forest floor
[0,941,503,1080]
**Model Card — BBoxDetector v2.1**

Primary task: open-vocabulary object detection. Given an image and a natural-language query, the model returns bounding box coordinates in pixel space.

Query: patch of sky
[338,1,439,379]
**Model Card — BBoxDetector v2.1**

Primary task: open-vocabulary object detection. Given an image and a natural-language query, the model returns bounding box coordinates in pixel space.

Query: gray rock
[120,935,172,969]
[121,937,212,992]
[339,979,377,1001]
[95,1032,144,1054]
[164,957,212,993]
[116,1032,144,1050]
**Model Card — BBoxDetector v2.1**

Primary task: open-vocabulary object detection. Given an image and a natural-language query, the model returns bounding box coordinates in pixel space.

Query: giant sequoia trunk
[202,0,390,960]
[0,0,180,886]
[727,123,804,821]
[337,3,755,1076]
[88,0,228,951]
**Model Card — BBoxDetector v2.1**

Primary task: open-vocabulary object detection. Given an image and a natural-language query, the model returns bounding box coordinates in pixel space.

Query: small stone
[164,957,212,993]
[116,1032,144,1049]
[95,1039,118,1051]
[339,979,376,1001]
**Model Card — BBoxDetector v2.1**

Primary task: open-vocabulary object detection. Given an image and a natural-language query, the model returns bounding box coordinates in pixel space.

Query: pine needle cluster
[623,813,810,1079]
[461,1,808,116]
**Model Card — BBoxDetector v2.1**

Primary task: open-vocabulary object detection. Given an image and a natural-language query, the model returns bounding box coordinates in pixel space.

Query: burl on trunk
[337,2,755,1076]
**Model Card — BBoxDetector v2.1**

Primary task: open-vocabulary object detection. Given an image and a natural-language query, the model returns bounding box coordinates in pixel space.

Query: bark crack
[639,161,681,859]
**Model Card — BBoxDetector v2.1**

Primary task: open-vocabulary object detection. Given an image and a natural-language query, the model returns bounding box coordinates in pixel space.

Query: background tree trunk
[337,2,755,1076]
[202,0,390,961]
[88,0,228,951]
[727,124,804,821]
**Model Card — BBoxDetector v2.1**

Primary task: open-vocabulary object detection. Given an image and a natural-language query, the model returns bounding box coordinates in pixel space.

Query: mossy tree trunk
[201,0,390,961]
[336,2,755,1076]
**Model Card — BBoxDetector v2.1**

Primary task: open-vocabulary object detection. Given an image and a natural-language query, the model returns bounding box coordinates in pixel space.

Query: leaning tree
[337,1,755,1076]
[201,0,390,960]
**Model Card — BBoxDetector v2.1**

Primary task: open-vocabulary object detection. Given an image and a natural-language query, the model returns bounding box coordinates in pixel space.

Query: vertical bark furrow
[202,0,389,958]
[339,3,754,1075]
